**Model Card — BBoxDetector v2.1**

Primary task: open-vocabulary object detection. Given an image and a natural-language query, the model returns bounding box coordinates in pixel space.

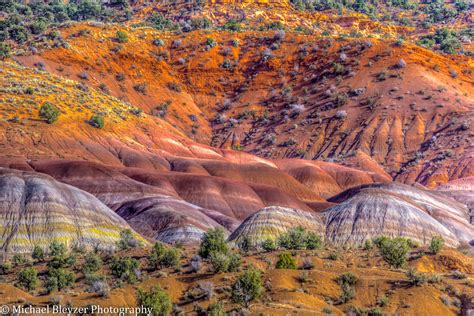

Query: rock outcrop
[0,168,142,259]
[228,206,324,245]
[324,183,474,247]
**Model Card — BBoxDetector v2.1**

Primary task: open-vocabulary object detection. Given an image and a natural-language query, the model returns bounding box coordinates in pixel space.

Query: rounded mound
[228,206,324,245]
[0,168,141,258]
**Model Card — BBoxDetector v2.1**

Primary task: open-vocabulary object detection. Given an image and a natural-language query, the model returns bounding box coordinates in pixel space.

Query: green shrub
[261,239,277,252]
[406,268,427,286]
[136,286,172,316]
[110,257,140,284]
[90,115,105,129]
[238,235,254,253]
[32,246,45,263]
[0,262,12,275]
[149,243,180,270]
[231,266,263,307]
[278,226,321,250]
[39,102,60,124]
[45,268,74,293]
[206,38,217,48]
[276,253,297,269]
[207,301,225,316]
[18,268,38,291]
[12,254,27,266]
[228,253,242,272]
[116,30,128,43]
[210,252,229,273]
[0,43,11,60]
[48,241,74,269]
[337,272,358,286]
[429,236,444,255]
[223,20,241,32]
[117,229,140,250]
[378,237,410,268]
[83,253,103,275]
[364,239,374,250]
[199,227,228,259]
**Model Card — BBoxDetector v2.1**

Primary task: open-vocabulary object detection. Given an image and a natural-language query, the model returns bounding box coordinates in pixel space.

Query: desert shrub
[305,232,322,250]
[152,38,164,46]
[199,227,228,259]
[149,243,180,270]
[206,38,217,48]
[18,268,38,291]
[228,253,242,272]
[364,239,374,250]
[116,30,128,43]
[136,286,172,316]
[339,283,355,303]
[406,268,427,286]
[328,252,339,261]
[377,295,389,307]
[133,83,147,94]
[190,255,201,273]
[83,253,103,275]
[276,253,297,269]
[190,17,211,30]
[378,237,410,268]
[231,39,240,47]
[45,268,74,293]
[12,254,27,266]
[117,229,140,250]
[429,236,444,255]
[48,241,75,269]
[209,252,229,273]
[0,43,11,60]
[451,270,466,279]
[147,13,177,31]
[207,301,225,316]
[372,236,389,247]
[238,235,254,253]
[39,102,60,124]
[337,272,358,286]
[0,262,12,275]
[8,25,29,43]
[32,246,45,263]
[89,115,105,129]
[301,257,315,270]
[231,266,263,307]
[221,59,232,69]
[89,279,110,297]
[261,239,277,252]
[223,20,241,32]
[110,257,140,284]
[278,226,321,250]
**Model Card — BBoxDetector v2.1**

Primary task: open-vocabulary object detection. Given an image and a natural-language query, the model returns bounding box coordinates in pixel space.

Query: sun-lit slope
[17,23,473,188]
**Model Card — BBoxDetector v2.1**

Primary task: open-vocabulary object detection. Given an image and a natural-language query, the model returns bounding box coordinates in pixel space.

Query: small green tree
[378,237,410,268]
[0,43,11,60]
[45,268,74,293]
[238,235,254,253]
[90,115,105,129]
[116,30,129,43]
[149,243,180,270]
[337,272,358,286]
[231,266,263,308]
[209,252,229,273]
[110,257,140,284]
[305,232,322,250]
[207,301,225,316]
[261,239,277,252]
[12,254,27,266]
[228,253,242,272]
[199,228,228,259]
[136,286,172,316]
[429,236,444,255]
[39,102,60,124]
[275,253,297,269]
[83,253,103,275]
[48,241,74,269]
[32,245,45,263]
[18,267,38,291]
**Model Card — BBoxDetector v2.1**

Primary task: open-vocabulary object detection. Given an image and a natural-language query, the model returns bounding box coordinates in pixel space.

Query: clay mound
[228,206,324,245]
[411,248,474,273]
[0,168,141,258]
[324,187,469,247]
[115,196,235,244]
[436,177,474,223]
[328,182,474,244]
